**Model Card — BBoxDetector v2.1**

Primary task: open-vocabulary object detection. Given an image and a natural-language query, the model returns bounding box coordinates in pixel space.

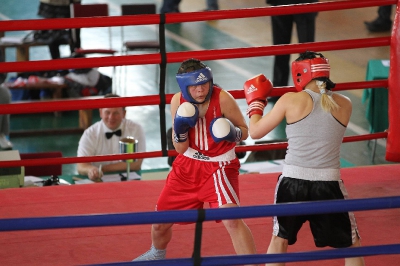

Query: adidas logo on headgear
[195,73,208,83]
[246,84,257,94]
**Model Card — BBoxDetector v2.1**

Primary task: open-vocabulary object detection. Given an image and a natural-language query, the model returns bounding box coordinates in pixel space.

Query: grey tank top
[284,89,346,169]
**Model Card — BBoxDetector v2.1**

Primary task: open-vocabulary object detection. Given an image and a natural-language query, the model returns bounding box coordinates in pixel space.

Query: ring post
[386,2,400,162]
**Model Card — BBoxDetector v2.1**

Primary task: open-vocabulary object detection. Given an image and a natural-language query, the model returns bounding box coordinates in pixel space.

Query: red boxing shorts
[156,154,241,219]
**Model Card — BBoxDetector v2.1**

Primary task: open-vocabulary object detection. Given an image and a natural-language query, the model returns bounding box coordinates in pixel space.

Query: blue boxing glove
[210,117,242,143]
[173,102,199,143]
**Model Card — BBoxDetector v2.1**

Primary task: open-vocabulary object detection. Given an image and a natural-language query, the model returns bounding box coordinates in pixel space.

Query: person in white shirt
[77,94,146,181]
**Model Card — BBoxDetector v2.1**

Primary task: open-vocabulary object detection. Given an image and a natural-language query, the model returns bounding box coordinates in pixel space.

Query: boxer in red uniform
[133,58,258,264]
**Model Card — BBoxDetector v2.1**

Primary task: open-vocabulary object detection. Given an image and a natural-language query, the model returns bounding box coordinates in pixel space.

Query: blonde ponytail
[316,80,339,112]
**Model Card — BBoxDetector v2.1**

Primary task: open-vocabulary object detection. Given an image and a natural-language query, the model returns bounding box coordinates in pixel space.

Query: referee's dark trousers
[271,12,317,87]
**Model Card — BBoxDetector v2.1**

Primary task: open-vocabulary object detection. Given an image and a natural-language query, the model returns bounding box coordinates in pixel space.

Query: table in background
[362,59,389,133]
[0,34,69,62]
[5,81,96,137]
[25,171,142,186]
[0,39,49,62]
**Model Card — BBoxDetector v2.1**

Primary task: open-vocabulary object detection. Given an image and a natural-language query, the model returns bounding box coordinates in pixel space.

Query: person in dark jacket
[364,5,393,32]
[37,0,82,59]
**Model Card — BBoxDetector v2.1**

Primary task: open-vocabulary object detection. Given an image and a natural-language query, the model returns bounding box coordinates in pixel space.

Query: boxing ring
[1,0,400,264]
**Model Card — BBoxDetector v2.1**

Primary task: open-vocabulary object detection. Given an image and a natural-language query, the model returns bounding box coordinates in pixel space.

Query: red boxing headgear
[291,55,330,92]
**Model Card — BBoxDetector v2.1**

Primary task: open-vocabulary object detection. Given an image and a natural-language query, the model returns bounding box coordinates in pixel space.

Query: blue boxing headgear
[176,65,213,104]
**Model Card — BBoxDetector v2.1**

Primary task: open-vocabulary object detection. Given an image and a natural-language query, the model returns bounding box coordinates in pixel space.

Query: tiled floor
[1,0,396,176]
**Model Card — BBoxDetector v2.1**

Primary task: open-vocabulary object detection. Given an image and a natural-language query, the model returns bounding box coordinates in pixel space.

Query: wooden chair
[20,151,63,177]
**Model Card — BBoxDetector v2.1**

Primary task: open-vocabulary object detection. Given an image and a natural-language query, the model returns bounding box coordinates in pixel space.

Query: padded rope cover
[386,2,400,162]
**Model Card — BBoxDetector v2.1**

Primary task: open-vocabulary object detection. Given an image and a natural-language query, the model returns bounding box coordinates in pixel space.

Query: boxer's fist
[243,74,273,117]
[243,74,273,104]
[173,102,199,142]
[210,117,242,143]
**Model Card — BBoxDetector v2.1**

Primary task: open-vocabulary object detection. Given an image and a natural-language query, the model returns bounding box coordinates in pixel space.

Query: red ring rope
[0,37,391,73]
[0,80,387,115]
[0,132,388,168]
[0,0,397,168]
[0,0,396,31]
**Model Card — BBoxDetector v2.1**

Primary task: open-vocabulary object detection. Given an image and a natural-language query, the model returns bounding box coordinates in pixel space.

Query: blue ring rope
[94,244,400,265]
[1,196,400,265]
[1,196,400,231]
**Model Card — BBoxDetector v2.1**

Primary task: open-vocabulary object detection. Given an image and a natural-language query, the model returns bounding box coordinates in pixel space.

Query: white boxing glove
[173,102,199,142]
[210,117,242,143]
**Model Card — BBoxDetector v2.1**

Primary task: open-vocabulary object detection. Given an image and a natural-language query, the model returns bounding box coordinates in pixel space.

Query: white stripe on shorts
[272,175,284,236]
[213,161,240,207]
[338,180,361,244]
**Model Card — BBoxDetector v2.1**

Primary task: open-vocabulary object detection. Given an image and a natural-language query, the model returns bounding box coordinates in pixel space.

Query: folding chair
[70,3,117,91]
[245,140,287,162]
[70,3,116,56]
[120,4,160,54]
[119,4,160,92]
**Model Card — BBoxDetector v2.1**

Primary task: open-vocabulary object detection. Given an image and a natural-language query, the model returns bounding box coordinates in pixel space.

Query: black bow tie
[105,129,122,139]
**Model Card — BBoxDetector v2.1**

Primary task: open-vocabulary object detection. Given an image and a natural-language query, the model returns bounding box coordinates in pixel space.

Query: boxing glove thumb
[210,117,242,143]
